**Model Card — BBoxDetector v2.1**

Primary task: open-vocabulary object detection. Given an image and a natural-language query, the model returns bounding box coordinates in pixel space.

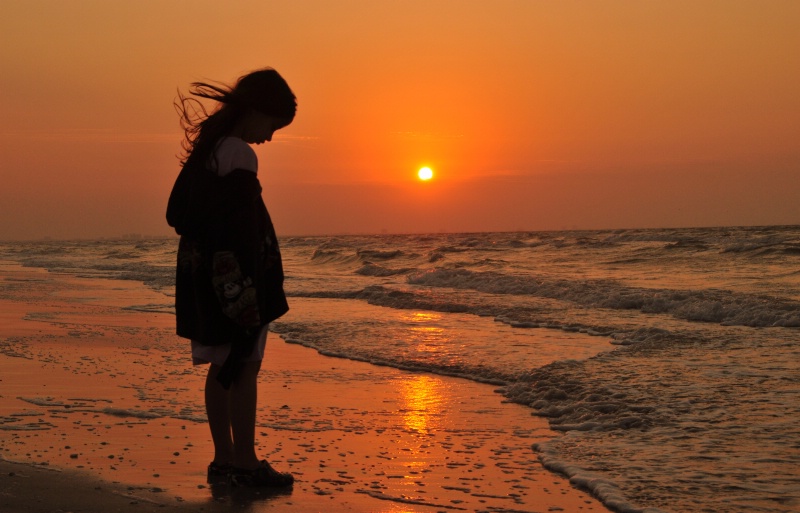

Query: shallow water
[1,225,799,512]
[0,264,605,512]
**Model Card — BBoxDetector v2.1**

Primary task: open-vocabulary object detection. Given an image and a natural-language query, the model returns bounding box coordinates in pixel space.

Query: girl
[167,68,296,488]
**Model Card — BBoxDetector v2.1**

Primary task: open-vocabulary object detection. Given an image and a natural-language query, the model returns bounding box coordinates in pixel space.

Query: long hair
[175,68,296,166]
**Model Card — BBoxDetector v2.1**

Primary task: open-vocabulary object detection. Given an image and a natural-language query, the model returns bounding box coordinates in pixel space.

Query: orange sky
[1,1,798,239]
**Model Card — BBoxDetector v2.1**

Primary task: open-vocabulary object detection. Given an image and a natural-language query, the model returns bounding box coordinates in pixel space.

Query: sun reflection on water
[399,374,445,435]
[404,311,449,353]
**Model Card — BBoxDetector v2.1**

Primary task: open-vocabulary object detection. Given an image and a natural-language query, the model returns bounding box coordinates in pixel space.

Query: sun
[417,167,434,181]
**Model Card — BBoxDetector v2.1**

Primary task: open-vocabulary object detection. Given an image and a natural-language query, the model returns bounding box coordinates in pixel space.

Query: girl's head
[176,68,296,164]
[230,69,297,122]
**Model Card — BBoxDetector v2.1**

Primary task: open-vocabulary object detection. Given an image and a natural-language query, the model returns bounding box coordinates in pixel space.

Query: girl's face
[239,111,291,145]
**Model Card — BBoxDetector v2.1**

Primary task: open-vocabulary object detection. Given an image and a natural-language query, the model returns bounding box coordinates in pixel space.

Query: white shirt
[210,137,258,176]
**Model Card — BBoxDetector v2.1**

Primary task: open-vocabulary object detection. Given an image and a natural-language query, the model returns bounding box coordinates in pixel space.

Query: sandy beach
[0,261,607,513]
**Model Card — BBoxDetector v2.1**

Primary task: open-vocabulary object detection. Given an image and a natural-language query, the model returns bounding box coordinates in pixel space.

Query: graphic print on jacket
[212,250,261,329]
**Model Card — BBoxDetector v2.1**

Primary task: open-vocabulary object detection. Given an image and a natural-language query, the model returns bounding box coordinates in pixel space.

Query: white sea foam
[407,268,800,327]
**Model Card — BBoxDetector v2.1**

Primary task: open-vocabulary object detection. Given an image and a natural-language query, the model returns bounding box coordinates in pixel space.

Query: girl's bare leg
[230,360,262,469]
[205,360,263,469]
[205,364,234,465]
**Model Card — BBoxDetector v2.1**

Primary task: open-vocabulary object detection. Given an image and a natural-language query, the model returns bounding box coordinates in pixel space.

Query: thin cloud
[2,129,178,143]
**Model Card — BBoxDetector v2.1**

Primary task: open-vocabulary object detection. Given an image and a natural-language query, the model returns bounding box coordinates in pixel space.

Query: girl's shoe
[207,461,232,484]
[229,460,294,488]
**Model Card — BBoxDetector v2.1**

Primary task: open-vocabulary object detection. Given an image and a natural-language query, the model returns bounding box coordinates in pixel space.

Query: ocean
[1,225,798,513]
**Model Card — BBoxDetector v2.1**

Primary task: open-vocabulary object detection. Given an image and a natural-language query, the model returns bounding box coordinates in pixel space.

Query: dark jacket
[167,160,289,388]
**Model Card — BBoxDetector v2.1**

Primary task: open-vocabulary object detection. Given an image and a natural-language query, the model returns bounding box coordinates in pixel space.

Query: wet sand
[0,261,607,513]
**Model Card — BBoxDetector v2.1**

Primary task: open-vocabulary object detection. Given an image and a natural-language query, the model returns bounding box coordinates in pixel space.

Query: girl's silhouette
[167,68,296,488]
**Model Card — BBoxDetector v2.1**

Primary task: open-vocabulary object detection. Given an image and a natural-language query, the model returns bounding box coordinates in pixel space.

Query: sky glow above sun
[1,1,799,238]
[418,167,434,181]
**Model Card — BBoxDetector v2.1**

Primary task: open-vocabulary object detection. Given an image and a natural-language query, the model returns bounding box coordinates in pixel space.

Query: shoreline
[0,262,608,512]
[0,458,198,513]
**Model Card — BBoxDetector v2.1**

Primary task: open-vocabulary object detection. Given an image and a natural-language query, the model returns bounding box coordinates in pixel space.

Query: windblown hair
[175,68,297,165]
